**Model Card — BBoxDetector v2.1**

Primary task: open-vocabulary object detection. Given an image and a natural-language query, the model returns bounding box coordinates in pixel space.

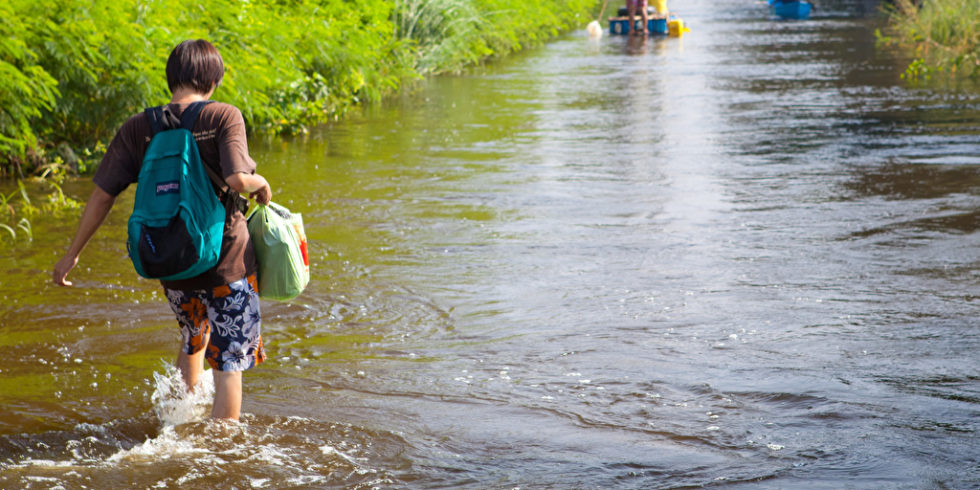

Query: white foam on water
[5,365,216,472]
[19,460,79,468]
[24,475,62,483]
[319,444,361,466]
[5,365,386,488]
[105,364,217,464]
[246,443,295,466]
[151,363,215,427]
[106,425,210,464]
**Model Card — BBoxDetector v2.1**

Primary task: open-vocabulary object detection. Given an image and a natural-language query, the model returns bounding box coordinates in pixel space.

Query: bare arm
[225,172,272,205]
[53,186,117,286]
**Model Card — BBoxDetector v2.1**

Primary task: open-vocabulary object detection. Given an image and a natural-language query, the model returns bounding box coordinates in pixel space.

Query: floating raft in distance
[770,0,812,19]
[608,12,690,37]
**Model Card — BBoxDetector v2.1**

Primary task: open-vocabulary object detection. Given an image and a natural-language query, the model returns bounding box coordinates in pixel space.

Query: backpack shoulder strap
[144,100,213,135]
[179,100,213,131]
[144,105,179,136]
[180,101,245,211]
[175,100,225,189]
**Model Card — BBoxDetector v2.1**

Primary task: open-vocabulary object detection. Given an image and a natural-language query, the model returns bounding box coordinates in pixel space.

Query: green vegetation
[1,0,595,178]
[879,0,980,80]
[0,176,83,247]
[0,182,32,243]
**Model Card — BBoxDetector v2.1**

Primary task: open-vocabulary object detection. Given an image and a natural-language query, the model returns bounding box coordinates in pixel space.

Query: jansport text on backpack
[127,101,226,280]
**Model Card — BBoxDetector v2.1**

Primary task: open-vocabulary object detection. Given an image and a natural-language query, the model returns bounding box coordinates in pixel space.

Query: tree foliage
[1,0,596,177]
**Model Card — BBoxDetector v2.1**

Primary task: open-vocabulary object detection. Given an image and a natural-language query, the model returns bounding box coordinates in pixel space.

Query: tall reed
[884,0,980,79]
[394,0,488,74]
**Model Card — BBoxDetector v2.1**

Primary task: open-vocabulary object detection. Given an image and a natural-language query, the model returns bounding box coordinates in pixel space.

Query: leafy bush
[0,0,597,177]
[0,1,60,172]
[882,0,980,80]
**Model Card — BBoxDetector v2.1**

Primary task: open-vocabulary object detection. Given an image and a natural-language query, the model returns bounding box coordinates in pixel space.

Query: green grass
[882,0,980,80]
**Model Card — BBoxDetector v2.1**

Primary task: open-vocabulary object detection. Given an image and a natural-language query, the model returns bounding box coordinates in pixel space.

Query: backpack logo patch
[156,181,180,195]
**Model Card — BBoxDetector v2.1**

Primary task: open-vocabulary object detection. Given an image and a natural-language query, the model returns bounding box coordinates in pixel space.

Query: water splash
[104,364,217,464]
[150,363,214,427]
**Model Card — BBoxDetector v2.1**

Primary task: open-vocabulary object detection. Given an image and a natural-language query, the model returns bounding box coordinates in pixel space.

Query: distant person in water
[53,39,273,421]
[627,0,650,35]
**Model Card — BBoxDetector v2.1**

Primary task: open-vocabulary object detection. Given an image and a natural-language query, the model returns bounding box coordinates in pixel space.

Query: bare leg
[641,10,650,34]
[177,331,209,392]
[212,370,243,420]
[176,329,243,420]
[628,2,638,34]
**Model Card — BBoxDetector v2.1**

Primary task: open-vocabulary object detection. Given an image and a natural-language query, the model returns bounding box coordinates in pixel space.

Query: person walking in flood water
[52,39,272,421]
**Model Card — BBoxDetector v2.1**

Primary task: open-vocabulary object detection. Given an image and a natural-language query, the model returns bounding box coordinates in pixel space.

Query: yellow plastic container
[651,0,668,14]
[668,18,688,37]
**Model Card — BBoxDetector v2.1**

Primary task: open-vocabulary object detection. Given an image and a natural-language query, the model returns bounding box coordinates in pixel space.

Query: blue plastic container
[771,0,812,19]
[608,17,670,35]
[650,18,668,34]
[610,19,630,35]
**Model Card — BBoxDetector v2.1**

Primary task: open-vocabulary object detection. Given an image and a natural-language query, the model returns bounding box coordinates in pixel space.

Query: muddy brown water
[2,0,979,487]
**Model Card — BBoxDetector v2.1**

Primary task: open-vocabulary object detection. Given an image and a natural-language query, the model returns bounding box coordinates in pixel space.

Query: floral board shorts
[164,274,266,372]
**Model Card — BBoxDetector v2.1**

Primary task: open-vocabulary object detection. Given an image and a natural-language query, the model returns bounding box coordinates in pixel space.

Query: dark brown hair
[166,39,225,94]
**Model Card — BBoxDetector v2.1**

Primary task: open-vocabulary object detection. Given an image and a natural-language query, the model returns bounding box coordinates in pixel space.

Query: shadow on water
[844,160,980,200]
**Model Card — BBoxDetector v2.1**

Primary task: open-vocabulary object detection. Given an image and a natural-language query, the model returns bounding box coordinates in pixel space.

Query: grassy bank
[880,0,980,80]
[0,0,595,178]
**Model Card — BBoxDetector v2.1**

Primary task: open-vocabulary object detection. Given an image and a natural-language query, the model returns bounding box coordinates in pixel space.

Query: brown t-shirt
[93,101,257,291]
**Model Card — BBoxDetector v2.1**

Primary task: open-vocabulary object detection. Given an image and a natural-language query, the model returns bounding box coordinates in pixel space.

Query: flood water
[2,0,979,487]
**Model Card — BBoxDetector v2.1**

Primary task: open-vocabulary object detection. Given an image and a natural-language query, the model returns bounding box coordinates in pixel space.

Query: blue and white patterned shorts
[164,274,265,372]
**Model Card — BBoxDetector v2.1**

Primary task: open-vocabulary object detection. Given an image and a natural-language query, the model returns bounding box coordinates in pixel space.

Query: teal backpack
[127,101,226,280]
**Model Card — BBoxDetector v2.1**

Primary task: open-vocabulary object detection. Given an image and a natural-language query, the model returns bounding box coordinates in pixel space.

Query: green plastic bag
[247,202,310,301]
